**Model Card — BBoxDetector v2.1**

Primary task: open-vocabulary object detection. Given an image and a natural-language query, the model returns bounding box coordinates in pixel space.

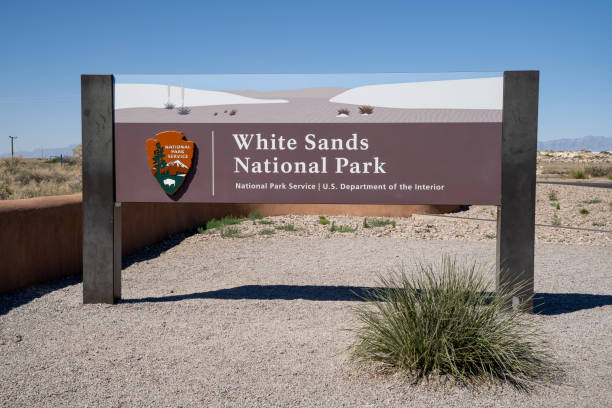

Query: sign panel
[114,73,503,204]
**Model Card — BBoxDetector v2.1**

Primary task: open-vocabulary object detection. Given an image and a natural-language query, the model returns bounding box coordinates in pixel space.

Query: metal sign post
[81,75,121,304]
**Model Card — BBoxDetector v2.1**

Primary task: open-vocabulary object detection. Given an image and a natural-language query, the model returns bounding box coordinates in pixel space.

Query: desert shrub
[584,165,612,177]
[337,108,350,116]
[551,213,561,226]
[206,215,244,230]
[579,208,589,215]
[570,169,588,179]
[369,218,394,227]
[220,227,241,238]
[164,102,175,110]
[177,106,191,115]
[275,224,296,231]
[350,257,556,388]
[548,190,558,201]
[318,216,330,225]
[0,183,12,200]
[358,105,374,115]
[555,203,561,210]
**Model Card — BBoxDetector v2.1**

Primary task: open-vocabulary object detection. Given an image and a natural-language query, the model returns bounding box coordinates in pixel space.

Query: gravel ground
[1,236,611,407]
[198,184,612,246]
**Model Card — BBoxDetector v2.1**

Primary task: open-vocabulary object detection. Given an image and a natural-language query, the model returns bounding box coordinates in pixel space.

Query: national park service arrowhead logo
[146,131,195,195]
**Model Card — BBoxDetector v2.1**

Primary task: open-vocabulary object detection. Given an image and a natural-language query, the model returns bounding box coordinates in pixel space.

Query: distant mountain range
[538,136,612,151]
[0,144,79,159]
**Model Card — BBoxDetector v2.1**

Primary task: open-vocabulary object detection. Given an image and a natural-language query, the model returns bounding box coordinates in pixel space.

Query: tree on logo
[152,142,167,174]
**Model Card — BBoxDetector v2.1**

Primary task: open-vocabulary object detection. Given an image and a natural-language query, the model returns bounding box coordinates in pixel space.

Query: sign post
[497,71,539,311]
[81,71,539,311]
[81,75,121,304]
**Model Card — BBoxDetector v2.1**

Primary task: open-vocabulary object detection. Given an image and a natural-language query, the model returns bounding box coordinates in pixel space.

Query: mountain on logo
[167,159,189,169]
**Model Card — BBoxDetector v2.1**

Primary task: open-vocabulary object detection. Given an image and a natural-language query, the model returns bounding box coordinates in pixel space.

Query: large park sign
[82,72,539,310]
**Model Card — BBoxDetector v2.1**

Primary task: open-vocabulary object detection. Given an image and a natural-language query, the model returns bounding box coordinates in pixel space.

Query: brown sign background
[115,123,501,204]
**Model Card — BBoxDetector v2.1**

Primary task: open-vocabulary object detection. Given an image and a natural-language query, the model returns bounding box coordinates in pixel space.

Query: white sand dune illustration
[329,77,503,110]
[115,84,288,109]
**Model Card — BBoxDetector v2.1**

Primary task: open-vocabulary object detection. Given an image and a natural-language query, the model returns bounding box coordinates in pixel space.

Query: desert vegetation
[0,146,81,200]
[538,150,612,178]
[350,257,556,388]
[336,108,350,117]
[358,105,374,115]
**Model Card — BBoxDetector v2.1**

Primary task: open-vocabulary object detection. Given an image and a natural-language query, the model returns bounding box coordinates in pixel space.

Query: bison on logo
[145,131,195,195]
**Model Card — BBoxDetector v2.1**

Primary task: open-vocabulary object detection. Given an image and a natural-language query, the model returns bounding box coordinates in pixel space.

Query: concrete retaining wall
[0,194,458,293]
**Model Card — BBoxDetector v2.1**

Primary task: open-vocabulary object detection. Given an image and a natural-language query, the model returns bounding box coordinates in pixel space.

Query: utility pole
[9,136,18,159]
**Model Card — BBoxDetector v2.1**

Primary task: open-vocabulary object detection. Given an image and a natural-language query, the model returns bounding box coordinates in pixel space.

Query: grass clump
[275,224,296,232]
[368,218,394,227]
[592,221,606,227]
[569,169,587,179]
[177,106,191,115]
[258,220,274,225]
[196,226,206,234]
[247,212,263,220]
[583,199,601,204]
[259,228,275,236]
[363,218,370,228]
[579,208,589,215]
[164,102,175,109]
[337,108,350,116]
[318,216,330,225]
[548,190,558,201]
[484,233,496,239]
[336,224,357,233]
[206,215,244,230]
[551,213,561,226]
[220,227,241,238]
[350,257,556,389]
[229,109,237,116]
[555,203,560,210]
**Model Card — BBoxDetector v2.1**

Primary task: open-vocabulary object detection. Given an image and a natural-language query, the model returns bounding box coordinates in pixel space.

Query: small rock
[13,335,23,343]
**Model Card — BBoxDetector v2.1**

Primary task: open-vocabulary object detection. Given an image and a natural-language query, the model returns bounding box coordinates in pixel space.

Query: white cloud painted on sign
[115,84,288,109]
[330,77,503,110]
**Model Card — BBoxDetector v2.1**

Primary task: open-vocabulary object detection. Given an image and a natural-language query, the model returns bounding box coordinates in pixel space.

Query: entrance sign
[82,72,539,311]
[114,74,503,204]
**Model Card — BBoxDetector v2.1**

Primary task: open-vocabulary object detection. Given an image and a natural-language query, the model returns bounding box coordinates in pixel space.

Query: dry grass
[0,156,81,200]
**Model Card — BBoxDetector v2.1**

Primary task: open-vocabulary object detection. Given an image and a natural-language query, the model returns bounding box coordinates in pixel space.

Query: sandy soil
[1,238,611,407]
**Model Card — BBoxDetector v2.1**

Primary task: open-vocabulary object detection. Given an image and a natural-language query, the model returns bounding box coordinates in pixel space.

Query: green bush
[569,169,588,179]
[579,208,589,215]
[318,216,330,225]
[350,257,556,388]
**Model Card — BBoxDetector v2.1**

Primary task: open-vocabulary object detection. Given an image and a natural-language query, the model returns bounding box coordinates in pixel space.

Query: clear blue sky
[1,0,610,153]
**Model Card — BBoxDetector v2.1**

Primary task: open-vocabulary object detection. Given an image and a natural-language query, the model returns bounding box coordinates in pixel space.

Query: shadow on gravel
[122,286,612,316]
[122,232,192,269]
[121,285,378,303]
[0,275,82,316]
[534,293,612,315]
